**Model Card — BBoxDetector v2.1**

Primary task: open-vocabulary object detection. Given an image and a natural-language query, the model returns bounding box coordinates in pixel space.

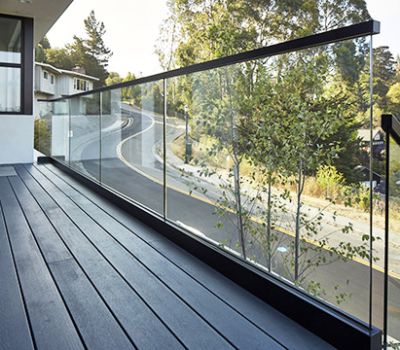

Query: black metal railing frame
[381,114,400,349]
[39,20,380,103]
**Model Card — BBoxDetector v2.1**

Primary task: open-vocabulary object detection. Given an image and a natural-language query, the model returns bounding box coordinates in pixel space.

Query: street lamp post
[184,106,191,164]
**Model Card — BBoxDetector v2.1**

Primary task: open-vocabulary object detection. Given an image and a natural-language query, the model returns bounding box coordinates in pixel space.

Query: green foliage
[105,72,123,86]
[34,118,51,156]
[35,36,50,62]
[157,0,370,69]
[316,165,344,199]
[156,0,388,307]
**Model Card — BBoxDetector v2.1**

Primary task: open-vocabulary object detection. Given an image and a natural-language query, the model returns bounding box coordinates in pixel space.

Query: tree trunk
[233,154,246,259]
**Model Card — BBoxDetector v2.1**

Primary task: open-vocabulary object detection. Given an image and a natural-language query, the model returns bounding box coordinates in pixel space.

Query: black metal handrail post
[381,114,400,348]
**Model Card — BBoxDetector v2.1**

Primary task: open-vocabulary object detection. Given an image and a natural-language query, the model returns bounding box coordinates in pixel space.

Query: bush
[34,118,51,155]
[316,165,344,200]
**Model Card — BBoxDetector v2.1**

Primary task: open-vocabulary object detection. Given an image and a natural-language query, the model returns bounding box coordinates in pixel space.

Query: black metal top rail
[40,19,380,103]
[382,114,400,145]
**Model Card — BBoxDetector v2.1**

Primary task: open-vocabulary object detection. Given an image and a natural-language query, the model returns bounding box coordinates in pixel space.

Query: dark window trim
[0,14,33,115]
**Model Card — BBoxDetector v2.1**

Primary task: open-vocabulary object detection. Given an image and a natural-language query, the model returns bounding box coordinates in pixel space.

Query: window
[0,16,22,113]
[50,74,54,84]
[0,67,20,112]
[0,15,33,115]
[44,71,48,79]
[0,17,21,64]
[74,78,89,91]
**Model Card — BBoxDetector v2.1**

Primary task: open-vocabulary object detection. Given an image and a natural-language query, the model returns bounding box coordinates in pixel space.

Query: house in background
[34,62,99,117]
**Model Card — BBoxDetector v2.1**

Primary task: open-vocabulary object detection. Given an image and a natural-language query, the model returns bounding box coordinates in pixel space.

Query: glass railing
[382,115,400,349]
[387,136,400,349]
[36,20,391,342]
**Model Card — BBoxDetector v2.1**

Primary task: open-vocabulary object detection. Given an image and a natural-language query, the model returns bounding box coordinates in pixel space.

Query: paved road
[69,105,400,337]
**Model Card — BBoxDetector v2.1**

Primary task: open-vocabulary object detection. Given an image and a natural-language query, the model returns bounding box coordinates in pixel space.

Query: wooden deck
[0,163,334,350]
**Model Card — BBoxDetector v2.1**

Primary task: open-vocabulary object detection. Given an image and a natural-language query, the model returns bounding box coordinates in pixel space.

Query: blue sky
[47,0,399,77]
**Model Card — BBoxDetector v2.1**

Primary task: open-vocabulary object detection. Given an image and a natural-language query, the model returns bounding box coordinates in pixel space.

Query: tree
[35,36,51,62]
[83,10,113,85]
[45,47,74,70]
[157,0,370,69]
[106,72,123,86]
[157,0,375,305]
[370,46,396,110]
[38,11,112,87]
[387,82,400,115]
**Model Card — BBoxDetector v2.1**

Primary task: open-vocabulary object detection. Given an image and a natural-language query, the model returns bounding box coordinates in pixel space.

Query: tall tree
[35,36,51,62]
[83,10,113,84]
[38,11,112,87]
[157,0,370,68]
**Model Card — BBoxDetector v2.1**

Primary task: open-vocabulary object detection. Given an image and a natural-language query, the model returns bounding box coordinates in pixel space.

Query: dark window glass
[44,71,48,79]
[0,17,21,64]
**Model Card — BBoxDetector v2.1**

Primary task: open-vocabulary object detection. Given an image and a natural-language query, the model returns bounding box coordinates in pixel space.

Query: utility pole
[184,105,191,164]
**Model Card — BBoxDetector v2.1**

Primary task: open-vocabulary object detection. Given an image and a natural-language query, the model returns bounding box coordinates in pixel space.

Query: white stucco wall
[0,115,34,164]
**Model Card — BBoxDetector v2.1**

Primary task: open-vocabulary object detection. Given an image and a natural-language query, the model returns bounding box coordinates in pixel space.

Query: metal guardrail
[382,114,400,349]
[36,20,386,349]
[382,114,400,146]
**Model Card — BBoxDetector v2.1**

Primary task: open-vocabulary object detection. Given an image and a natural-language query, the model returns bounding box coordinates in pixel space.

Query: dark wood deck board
[26,164,284,350]
[16,165,188,350]
[41,163,335,350]
[0,177,84,350]
[0,162,335,350]
[18,165,231,350]
[0,200,33,350]
[8,175,137,350]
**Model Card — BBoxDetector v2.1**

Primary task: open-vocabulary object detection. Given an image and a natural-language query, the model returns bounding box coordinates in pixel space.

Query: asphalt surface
[68,106,400,337]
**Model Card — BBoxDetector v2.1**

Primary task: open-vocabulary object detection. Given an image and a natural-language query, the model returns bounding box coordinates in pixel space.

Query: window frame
[0,14,33,115]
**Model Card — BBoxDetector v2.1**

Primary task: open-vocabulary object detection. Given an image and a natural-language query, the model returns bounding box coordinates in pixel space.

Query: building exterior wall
[0,114,34,164]
[35,65,56,95]
[0,14,34,165]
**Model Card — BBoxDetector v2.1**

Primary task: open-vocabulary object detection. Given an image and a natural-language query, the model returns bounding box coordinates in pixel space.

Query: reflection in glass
[387,137,400,348]
[0,67,20,112]
[51,100,70,163]
[100,82,164,215]
[69,93,101,181]
[165,37,377,326]
[0,17,21,64]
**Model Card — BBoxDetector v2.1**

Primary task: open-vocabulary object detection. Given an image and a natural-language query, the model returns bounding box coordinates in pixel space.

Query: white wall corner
[0,114,34,165]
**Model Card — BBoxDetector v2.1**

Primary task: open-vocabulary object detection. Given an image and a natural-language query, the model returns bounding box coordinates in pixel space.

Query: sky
[46,0,400,77]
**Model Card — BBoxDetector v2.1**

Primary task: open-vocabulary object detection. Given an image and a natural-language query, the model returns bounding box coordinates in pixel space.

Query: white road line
[115,113,163,182]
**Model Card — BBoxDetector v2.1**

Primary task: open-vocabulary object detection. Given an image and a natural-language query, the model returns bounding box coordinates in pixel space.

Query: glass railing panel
[100,81,164,215]
[165,71,244,257]
[387,136,400,348]
[50,99,70,164]
[69,93,101,182]
[166,36,377,325]
[35,101,53,156]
